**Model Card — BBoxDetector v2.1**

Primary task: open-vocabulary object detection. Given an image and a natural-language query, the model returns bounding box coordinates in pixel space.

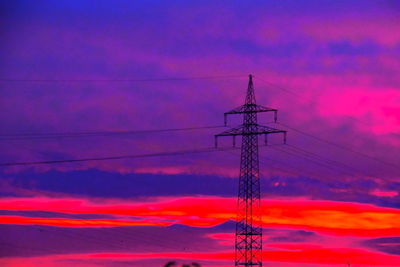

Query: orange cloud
[0,196,399,237]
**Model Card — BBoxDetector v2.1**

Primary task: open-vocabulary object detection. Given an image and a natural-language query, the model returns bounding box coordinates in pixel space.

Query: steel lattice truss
[215,75,286,266]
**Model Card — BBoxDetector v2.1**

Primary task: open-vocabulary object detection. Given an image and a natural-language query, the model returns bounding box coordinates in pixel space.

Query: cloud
[300,16,400,46]
[0,215,171,228]
[370,190,399,198]
[316,87,400,136]
[1,1,399,154]
[3,246,400,266]
[0,196,399,237]
[2,170,399,210]
[0,223,225,258]
[363,236,400,256]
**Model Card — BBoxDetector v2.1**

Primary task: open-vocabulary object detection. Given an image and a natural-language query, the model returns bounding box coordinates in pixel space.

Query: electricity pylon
[215,75,286,266]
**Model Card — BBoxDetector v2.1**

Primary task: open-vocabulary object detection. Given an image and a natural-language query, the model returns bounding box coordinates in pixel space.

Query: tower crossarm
[224,105,278,125]
[216,124,285,137]
[215,124,286,147]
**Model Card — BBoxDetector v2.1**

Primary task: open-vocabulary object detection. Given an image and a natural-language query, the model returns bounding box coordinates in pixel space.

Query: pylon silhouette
[215,75,286,266]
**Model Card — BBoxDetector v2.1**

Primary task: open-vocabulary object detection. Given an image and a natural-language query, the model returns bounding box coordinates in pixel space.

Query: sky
[0,0,399,266]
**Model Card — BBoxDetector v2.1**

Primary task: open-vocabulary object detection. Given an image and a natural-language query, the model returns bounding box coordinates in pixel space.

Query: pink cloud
[370,190,399,198]
[316,87,400,135]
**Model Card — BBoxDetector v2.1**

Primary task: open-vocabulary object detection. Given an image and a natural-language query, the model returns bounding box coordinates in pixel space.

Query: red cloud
[0,215,171,228]
[0,196,399,237]
[2,246,400,266]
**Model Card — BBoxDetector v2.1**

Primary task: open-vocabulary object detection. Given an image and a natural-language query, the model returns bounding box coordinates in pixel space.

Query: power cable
[0,125,225,141]
[0,74,246,83]
[271,145,354,177]
[224,145,324,179]
[285,144,378,179]
[277,122,399,169]
[270,145,397,184]
[0,147,236,167]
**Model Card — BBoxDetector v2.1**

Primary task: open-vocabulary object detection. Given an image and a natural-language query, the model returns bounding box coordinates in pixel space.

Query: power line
[0,74,246,83]
[224,142,393,184]
[270,145,397,183]
[277,122,400,169]
[270,145,345,176]
[260,151,327,179]
[0,147,235,167]
[285,143,377,179]
[0,125,225,141]
[254,77,299,97]
[229,148,323,179]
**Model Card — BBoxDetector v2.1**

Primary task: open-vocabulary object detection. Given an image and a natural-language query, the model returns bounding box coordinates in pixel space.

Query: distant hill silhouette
[164,262,201,267]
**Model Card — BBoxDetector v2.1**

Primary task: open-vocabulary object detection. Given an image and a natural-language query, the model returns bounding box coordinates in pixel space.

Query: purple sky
[0,1,399,266]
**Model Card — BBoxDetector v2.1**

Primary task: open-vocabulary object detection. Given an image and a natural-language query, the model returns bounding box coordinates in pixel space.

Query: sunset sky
[0,1,399,266]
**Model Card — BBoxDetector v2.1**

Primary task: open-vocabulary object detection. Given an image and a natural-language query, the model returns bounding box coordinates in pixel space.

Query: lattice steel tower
[215,75,286,266]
